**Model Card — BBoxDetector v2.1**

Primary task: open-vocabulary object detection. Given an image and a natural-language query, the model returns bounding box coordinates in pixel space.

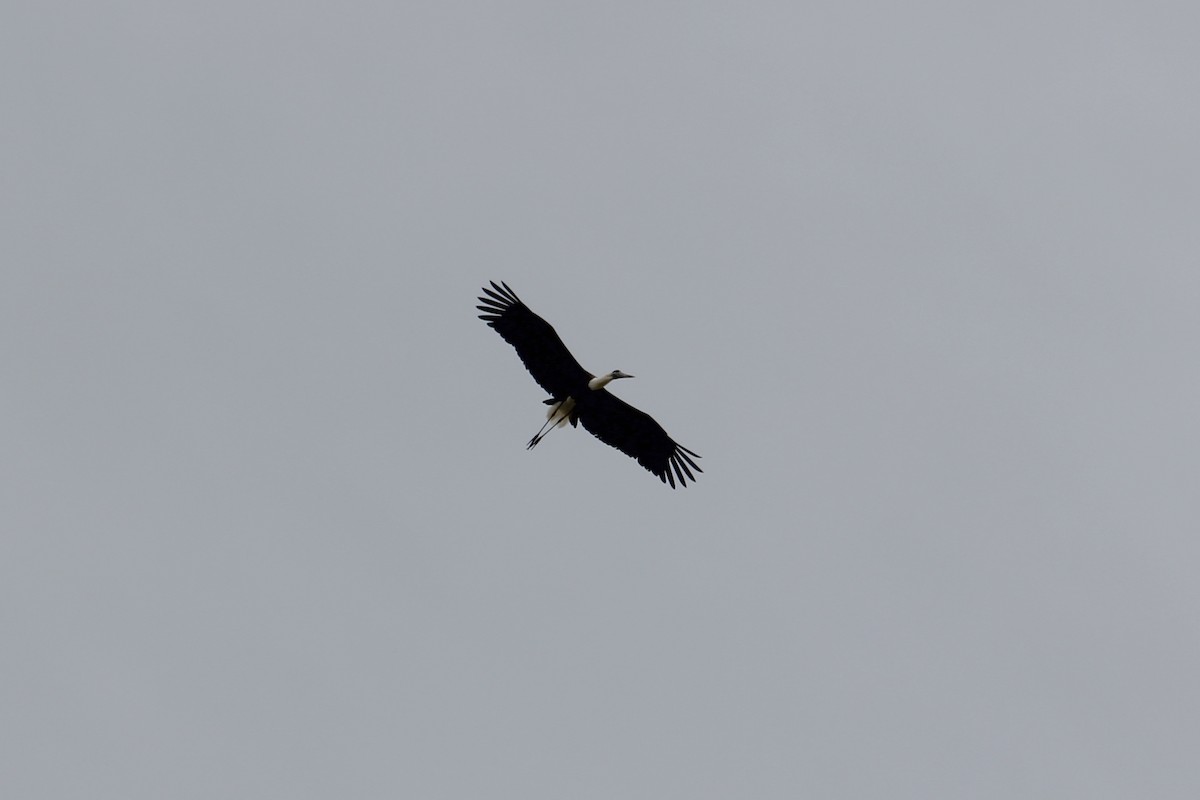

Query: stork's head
[588,370,635,390]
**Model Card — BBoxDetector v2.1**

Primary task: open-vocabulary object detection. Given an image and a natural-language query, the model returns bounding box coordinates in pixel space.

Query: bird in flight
[477,281,702,488]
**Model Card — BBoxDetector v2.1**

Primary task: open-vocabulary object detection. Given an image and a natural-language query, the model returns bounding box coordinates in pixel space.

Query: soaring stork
[477,281,702,488]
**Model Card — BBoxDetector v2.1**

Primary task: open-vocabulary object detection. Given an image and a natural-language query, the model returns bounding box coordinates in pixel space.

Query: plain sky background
[3,2,1199,798]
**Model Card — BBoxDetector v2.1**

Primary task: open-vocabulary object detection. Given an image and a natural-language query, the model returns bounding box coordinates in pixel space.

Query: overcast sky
[4,2,1199,798]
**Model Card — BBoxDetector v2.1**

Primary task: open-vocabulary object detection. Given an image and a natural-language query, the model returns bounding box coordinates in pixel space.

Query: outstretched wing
[576,390,702,488]
[477,281,592,399]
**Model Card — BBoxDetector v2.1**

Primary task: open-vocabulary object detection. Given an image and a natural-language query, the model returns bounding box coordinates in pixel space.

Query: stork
[476,281,702,488]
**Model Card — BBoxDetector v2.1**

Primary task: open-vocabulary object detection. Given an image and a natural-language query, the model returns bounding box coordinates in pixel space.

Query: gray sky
[4,2,1199,798]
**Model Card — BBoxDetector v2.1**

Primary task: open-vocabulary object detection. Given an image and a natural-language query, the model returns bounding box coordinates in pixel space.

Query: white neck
[588,373,615,390]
